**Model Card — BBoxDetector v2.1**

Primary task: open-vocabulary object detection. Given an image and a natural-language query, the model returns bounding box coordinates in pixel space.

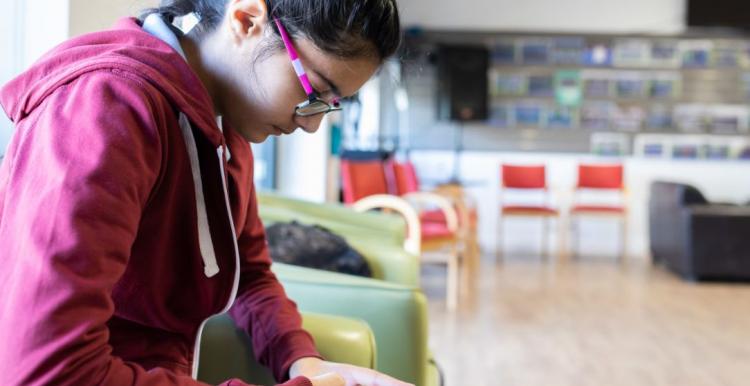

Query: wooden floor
[421,254,750,386]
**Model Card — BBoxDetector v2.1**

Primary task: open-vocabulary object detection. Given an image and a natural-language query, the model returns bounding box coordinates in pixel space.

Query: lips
[273,125,296,135]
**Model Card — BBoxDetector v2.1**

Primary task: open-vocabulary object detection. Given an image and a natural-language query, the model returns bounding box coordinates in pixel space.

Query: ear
[226,0,269,45]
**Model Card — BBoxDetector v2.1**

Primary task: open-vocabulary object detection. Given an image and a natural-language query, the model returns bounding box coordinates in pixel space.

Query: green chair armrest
[426,359,441,386]
[274,263,429,386]
[259,205,404,246]
[258,192,406,243]
[197,312,376,385]
[304,313,377,369]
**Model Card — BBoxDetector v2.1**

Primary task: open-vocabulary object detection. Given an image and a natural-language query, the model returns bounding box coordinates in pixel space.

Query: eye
[311,80,330,94]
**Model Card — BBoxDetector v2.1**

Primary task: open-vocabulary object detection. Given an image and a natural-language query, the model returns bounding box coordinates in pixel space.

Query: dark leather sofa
[649,181,750,281]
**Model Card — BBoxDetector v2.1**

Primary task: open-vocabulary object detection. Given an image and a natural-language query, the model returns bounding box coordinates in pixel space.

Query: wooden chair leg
[470,228,480,264]
[469,230,480,268]
[619,215,628,262]
[495,215,504,262]
[463,228,478,266]
[557,215,567,261]
[571,215,579,259]
[446,248,460,311]
[541,217,549,260]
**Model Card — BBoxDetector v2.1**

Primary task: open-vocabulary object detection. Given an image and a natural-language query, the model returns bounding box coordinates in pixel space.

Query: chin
[239,128,270,144]
[247,133,270,144]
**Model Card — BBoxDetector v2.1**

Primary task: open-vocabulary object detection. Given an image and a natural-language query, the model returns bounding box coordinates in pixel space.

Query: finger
[345,366,414,386]
[310,372,346,386]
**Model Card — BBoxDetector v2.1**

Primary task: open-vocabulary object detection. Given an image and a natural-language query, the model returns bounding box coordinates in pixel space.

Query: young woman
[0,0,408,385]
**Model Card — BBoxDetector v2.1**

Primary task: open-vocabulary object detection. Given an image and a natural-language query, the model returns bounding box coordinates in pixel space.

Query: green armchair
[197,312,376,385]
[258,193,419,287]
[258,192,439,386]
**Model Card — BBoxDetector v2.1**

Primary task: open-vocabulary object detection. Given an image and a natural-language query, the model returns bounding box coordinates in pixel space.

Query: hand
[290,357,414,386]
[307,372,346,386]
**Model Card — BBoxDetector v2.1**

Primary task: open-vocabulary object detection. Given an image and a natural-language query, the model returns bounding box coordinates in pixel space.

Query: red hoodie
[0,17,319,386]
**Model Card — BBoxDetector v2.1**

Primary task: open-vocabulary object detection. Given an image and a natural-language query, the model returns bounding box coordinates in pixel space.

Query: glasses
[273,17,342,117]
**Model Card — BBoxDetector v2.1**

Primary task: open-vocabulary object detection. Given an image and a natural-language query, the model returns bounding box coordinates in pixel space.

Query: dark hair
[142,0,401,61]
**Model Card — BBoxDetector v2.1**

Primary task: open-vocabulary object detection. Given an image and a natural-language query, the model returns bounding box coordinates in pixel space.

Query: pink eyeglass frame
[273,17,342,117]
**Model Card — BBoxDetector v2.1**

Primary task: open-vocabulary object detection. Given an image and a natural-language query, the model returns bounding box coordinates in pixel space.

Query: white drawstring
[178,113,220,278]
[144,15,243,380]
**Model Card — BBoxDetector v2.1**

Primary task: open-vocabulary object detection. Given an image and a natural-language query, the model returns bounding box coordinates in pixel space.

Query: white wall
[69,0,156,37]
[0,0,23,88]
[400,0,686,34]
[23,0,69,69]
[0,0,24,155]
[275,119,332,203]
[0,0,65,155]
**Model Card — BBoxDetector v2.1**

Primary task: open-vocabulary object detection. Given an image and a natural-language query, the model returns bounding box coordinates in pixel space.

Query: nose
[293,113,326,134]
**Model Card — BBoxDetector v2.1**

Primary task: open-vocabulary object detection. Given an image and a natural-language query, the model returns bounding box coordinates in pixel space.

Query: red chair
[340,158,462,310]
[341,159,397,203]
[498,164,560,259]
[392,161,480,260]
[569,164,627,259]
[392,161,420,196]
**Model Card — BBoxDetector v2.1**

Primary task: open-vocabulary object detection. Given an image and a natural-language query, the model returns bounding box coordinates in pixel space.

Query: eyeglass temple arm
[273,17,315,96]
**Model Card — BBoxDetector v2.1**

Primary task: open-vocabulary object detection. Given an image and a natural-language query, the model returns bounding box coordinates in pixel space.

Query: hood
[0,17,223,147]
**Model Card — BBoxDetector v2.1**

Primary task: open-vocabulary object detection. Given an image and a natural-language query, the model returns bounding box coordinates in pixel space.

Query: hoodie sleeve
[0,72,311,386]
[228,185,323,383]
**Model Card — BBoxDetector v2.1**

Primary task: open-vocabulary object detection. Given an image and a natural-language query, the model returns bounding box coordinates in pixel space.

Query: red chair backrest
[577,164,623,189]
[340,159,391,204]
[393,161,420,196]
[501,164,547,189]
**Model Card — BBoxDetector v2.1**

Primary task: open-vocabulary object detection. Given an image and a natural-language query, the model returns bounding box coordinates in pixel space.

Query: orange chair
[340,158,462,310]
[569,164,628,259]
[340,158,396,203]
[498,164,560,259]
[392,161,480,260]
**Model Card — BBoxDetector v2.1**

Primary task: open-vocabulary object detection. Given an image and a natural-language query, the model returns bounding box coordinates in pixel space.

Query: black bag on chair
[265,221,373,278]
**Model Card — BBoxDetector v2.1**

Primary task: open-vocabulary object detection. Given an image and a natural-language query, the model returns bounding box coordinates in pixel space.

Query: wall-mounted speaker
[436,44,489,121]
[687,0,750,30]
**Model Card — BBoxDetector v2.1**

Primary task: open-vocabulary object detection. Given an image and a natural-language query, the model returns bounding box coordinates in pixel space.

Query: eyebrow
[312,70,342,97]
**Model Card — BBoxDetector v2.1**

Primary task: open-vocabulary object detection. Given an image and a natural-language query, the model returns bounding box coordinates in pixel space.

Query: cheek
[222,53,308,139]
[262,80,299,113]
[255,63,307,116]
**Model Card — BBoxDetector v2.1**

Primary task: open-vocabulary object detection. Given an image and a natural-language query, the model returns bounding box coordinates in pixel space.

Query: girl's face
[208,0,380,143]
